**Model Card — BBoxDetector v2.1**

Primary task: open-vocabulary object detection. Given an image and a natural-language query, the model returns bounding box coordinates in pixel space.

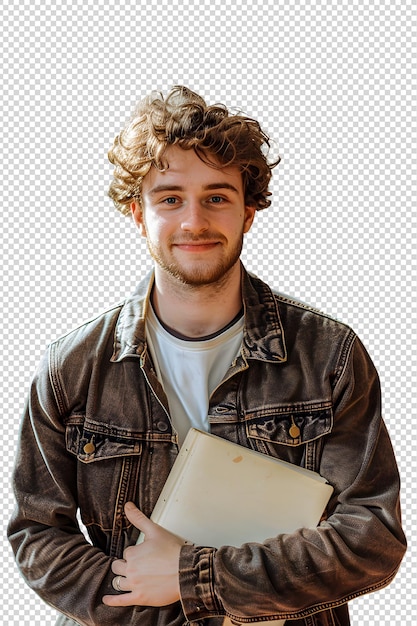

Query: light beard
[146,234,244,288]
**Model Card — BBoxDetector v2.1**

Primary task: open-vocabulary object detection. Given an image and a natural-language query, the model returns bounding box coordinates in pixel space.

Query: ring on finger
[112,574,124,592]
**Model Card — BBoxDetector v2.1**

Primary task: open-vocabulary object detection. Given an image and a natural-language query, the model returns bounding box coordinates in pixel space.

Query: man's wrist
[179,544,221,620]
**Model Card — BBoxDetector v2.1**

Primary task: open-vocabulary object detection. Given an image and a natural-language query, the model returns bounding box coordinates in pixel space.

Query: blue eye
[164,197,178,205]
[210,196,224,204]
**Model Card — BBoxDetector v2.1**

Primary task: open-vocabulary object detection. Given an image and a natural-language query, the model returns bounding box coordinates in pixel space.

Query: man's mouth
[172,240,221,252]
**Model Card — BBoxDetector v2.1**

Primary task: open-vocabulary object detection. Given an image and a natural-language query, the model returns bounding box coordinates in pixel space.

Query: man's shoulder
[273,290,347,325]
[47,300,127,366]
[49,272,153,352]
[52,301,125,344]
[272,289,354,343]
[248,271,352,332]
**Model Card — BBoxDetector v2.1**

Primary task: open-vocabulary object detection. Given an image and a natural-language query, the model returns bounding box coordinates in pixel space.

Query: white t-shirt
[146,304,244,445]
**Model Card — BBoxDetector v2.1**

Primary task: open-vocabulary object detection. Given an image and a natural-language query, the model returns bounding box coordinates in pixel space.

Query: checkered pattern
[2,1,415,624]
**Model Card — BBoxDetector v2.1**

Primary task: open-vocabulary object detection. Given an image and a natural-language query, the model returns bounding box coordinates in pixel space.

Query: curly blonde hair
[108,86,280,216]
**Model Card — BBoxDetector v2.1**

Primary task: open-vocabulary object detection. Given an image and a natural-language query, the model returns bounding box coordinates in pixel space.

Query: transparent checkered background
[1,1,415,624]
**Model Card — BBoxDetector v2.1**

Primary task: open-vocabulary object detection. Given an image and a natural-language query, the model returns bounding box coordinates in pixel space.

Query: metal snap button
[289,418,300,439]
[83,442,95,454]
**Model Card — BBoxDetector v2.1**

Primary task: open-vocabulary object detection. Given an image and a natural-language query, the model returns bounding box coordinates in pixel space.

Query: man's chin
[168,270,226,287]
[164,261,237,288]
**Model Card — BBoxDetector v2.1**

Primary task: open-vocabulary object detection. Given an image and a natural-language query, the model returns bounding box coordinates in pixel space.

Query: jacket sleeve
[7,349,162,626]
[178,335,407,622]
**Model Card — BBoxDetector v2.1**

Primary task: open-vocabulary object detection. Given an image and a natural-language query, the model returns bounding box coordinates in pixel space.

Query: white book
[139,428,333,625]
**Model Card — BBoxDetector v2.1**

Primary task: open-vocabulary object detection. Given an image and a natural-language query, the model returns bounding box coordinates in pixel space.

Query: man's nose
[180,201,209,233]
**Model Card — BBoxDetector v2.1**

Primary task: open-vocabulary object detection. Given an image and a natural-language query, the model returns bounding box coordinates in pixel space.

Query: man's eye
[209,196,224,204]
[163,197,178,205]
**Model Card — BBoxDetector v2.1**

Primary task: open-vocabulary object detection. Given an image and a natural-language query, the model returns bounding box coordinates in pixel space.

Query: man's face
[131,146,255,287]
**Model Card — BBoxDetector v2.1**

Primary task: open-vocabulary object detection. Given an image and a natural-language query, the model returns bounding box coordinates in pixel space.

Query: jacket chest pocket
[245,403,333,469]
[65,415,143,463]
[64,415,144,531]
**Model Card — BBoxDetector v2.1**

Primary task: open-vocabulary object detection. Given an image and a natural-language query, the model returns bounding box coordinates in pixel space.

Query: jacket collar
[111,266,287,363]
[241,269,287,363]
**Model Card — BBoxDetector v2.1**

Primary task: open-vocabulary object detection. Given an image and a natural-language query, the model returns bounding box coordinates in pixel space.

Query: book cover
[146,428,333,547]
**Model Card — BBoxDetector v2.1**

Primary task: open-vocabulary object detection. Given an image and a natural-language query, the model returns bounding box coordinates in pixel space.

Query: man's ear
[243,205,256,234]
[130,200,147,237]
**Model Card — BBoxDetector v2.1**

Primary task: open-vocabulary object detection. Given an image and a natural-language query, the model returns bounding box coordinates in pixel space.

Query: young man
[8,86,406,626]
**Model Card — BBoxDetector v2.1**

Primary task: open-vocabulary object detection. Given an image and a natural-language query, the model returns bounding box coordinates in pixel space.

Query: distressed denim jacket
[8,268,406,626]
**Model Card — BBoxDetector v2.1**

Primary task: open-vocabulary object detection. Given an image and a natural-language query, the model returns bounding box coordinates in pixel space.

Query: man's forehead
[142,146,242,189]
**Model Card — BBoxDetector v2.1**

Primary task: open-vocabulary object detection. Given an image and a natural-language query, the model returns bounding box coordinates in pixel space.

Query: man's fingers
[102,591,134,606]
[102,502,183,608]
[111,559,127,576]
[124,502,155,537]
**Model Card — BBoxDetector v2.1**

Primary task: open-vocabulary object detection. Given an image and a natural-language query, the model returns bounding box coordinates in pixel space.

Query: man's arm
[7,351,177,626]
[177,336,406,622]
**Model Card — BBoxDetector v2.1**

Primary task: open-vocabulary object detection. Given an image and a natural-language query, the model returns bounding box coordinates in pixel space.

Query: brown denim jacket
[8,268,406,626]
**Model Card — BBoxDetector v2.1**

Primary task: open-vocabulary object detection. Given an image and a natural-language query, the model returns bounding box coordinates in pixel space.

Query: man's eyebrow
[148,185,184,196]
[148,182,240,196]
[203,182,240,193]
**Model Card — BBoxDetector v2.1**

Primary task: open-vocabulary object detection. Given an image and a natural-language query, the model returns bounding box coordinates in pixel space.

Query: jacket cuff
[179,544,223,621]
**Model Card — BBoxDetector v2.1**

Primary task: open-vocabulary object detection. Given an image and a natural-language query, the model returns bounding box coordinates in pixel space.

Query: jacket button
[156,421,169,432]
[83,442,95,454]
[289,424,300,439]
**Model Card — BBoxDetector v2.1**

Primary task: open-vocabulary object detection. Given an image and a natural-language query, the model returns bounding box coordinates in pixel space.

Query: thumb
[124,502,155,536]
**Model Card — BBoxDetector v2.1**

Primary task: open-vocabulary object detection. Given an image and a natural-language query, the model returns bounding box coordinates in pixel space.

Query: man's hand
[102,502,186,607]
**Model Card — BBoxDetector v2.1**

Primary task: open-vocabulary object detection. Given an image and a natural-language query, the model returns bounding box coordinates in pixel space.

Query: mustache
[169,233,226,244]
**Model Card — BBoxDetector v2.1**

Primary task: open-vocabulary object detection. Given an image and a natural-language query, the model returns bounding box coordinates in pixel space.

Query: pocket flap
[246,403,333,447]
[65,415,143,463]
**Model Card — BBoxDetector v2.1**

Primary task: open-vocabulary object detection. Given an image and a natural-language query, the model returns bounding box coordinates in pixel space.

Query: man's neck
[151,263,244,339]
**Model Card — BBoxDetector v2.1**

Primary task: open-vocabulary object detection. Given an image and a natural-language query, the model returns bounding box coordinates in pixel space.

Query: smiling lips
[171,235,223,252]
[174,241,220,252]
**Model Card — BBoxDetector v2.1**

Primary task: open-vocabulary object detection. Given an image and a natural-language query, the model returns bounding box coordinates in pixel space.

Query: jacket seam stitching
[48,342,67,417]
[332,330,357,391]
